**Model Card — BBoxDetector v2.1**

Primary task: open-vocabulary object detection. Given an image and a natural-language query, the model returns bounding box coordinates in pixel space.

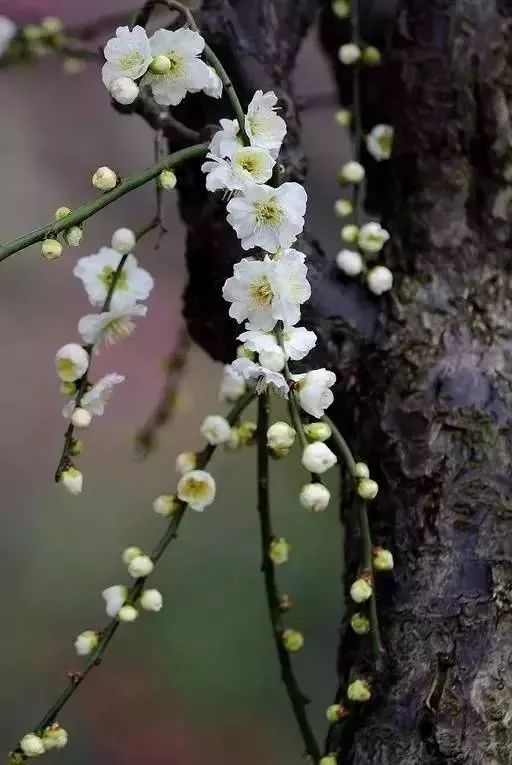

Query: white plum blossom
[219,364,246,402]
[366,124,394,161]
[201,146,275,192]
[55,343,90,382]
[78,305,147,349]
[239,325,316,363]
[209,118,242,158]
[272,249,312,326]
[102,585,128,618]
[245,90,287,157]
[336,249,364,276]
[63,373,125,419]
[231,358,289,397]
[367,265,393,295]
[109,76,140,105]
[358,222,390,253]
[102,26,152,88]
[42,724,68,751]
[292,368,336,418]
[142,28,211,106]
[0,16,16,57]
[226,182,307,253]
[200,415,232,445]
[73,248,154,311]
[177,469,216,511]
[203,65,223,98]
[223,256,277,331]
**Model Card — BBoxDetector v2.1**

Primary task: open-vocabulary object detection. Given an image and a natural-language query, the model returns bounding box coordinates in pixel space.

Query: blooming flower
[78,305,147,349]
[245,90,287,157]
[223,257,277,331]
[209,118,243,158]
[63,373,125,419]
[177,469,216,511]
[201,146,275,192]
[55,343,89,382]
[358,222,390,253]
[73,248,154,311]
[366,124,394,161]
[142,28,211,106]
[219,364,246,402]
[239,325,316,362]
[102,584,127,617]
[102,26,152,88]
[0,16,16,58]
[203,65,223,98]
[231,358,289,397]
[292,368,336,418]
[200,415,232,445]
[226,182,307,253]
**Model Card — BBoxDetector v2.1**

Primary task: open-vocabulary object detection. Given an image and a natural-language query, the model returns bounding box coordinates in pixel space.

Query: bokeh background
[0,2,350,761]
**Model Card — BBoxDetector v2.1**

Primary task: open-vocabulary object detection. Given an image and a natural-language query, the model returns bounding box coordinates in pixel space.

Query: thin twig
[351,0,364,227]
[256,394,321,764]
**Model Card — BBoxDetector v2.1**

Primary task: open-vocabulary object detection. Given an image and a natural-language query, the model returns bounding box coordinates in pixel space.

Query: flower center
[249,276,274,307]
[57,358,75,377]
[99,266,129,292]
[254,197,283,226]
[181,477,208,499]
[166,51,185,76]
[118,51,144,71]
[378,134,392,154]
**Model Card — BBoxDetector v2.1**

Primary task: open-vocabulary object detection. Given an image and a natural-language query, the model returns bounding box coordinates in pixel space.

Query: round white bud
[373,547,394,571]
[153,494,178,517]
[259,346,286,372]
[175,451,197,475]
[54,206,71,220]
[20,734,45,758]
[127,554,154,578]
[65,226,83,247]
[354,462,370,479]
[301,442,337,474]
[334,109,351,127]
[42,723,68,751]
[92,166,118,191]
[299,483,331,512]
[341,224,359,243]
[71,407,92,429]
[140,588,163,612]
[332,0,350,18]
[267,422,296,450]
[159,169,177,190]
[111,227,136,254]
[367,266,393,295]
[338,43,361,65]
[41,238,63,260]
[109,76,139,105]
[117,604,139,623]
[74,630,99,656]
[339,161,365,184]
[200,415,232,445]
[334,198,353,217]
[121,546,142,565]
[304,422,332,442]
[357,478,379,500]
[336,249,364,277]
[350,578,373,603]
[61,466,83,496]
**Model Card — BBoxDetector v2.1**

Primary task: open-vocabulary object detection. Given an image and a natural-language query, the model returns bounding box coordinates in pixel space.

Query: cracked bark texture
[135,0,512,762]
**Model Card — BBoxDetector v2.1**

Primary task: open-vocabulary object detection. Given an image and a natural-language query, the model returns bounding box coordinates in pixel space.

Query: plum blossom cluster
[54,227,154,495]
[101,25,222,107]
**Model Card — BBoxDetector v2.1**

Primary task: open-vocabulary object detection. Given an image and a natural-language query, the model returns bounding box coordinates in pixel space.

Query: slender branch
[0,143,208,262]
[351,0,364,227]
[135,325,191,458]
[10,390,256,758]
[256,394,321,763]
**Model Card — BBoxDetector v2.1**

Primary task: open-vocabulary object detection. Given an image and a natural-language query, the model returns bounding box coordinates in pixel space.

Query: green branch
[0,143,208,263]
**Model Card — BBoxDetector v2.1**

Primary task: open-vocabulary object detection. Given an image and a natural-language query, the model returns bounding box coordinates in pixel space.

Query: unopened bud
[350,577,372,603]
[350,612,371,635]
[362,46,381,66]
[153,494,179,517]
[341,224,360,243]
[334,198,353,217]
[373,546,394,571]
[303,422,331,442]
[278,594,293,612]
[159,169,177,190]
[71,407,91,428]
[65,226,83,247]
[354,462,370,479]
[121,546,142,565]
[269,537,290,565]
[117,604,139,623]
[282,628,304,652]
[326,703,349,722]
[41,238,63,260]
[150,54,172,74]
[92,166,118,191]
[347,678,371,702]
[334,109,351,127]
[357,478,379,500]
[54,206,71,220]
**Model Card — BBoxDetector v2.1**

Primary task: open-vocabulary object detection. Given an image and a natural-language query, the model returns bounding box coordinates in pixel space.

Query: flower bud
[238,422,257,446]
[304,422,332,442]
[350,612,371,635]
[225,428,242,451]
[269,537,290,565]
[159,169,177,190]
[74,629,99,656]
[92,166,118,191]
[299,482,331,513]
[334,109,351,127]
[118,604,139,623]
[338,161,365,185]
[19,733,45,758]
[200,415,232,445]
[267,421,296,450]
[347,679,371,702]
[367,266,393,296]
[357,478,379,500]
[326,703,349,722]
[350,577,372,603]
[111,227,136,254]
[334,198,353,217]
[59,381,76,396]
[122,546,142,565]
[336,249,364,277]
[362,46,381,66]
[153,494,179,517]
[65,225,83,247]
[358,222,390,254]
[41,17,63,35]
[302,442,337,474]
[259,346,286,372]
[23,25,43,42]
[140,588,163,612]
[70,439,83,456]
[42,723,68,750]
[177,469,216,511]
[332,0,350,18]
[341,224,359,244]
[175,451,197,475]
[354,462,369,479]
[282,628,304,652]
[109,76,139,105]
[320,757,337,765]
[149,54,172,74]
[41,238,63,260]
[61,466,83,495]
[127,554,154,578]
[55,343,89,382]
[278,594,293,612]
[54,206,71,220]
[102,584,127,617]
[373,547,394,571]
[71,407,92,429]
[338,43,361,65]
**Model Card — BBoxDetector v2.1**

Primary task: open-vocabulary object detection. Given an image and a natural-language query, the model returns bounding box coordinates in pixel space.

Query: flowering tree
[3,0,512,764]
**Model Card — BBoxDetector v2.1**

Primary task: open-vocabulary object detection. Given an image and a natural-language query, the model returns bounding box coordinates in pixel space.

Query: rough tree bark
[135,0,512,762]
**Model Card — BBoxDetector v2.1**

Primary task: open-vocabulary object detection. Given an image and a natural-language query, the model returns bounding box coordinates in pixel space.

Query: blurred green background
[0,2,350,761]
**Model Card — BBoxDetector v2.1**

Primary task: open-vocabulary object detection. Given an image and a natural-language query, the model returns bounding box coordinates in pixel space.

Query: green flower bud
[304,421,332,442]
[347,678,371,702]
[282,628,304,652]
[362,46,382,66]
[278,594,293,612]
[357,478,379,500]
[334,109,351,127]
[350,577,372,603]
[149,54,172,74]
[373,547,394,571]
[350,612,371,635]
[269,537,290,565]
[320,757,337,765]
[65,226,83,247]
[159,169,177,190]
[41,238,63,260]
[54,206,71,220]
[354,461,370,479]
[326,703,349,722]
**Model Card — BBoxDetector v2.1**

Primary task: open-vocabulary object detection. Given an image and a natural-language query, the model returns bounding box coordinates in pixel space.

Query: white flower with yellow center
[142,28,211,106]
[231,358,289,397]
[209,118,243,158]
[101,26,152,88]
[272,249,311,326]
[177,469,216,511]
[358,222,390,254]
[226,182,307,253]
[222,256,278,331]
[201,146,275,192]
[239,325,316,363]
[0,16,16,57]
[292,368,336,418]
[245,90,287,157]
[73,248,154,311]
[78,304,147,350]
[55,343,90,382]
[63,373,125,419]
[366,124,394,161]
[102,584,128,617]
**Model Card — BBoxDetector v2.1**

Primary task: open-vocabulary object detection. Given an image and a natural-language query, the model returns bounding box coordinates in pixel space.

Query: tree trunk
[137,0,512,761]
